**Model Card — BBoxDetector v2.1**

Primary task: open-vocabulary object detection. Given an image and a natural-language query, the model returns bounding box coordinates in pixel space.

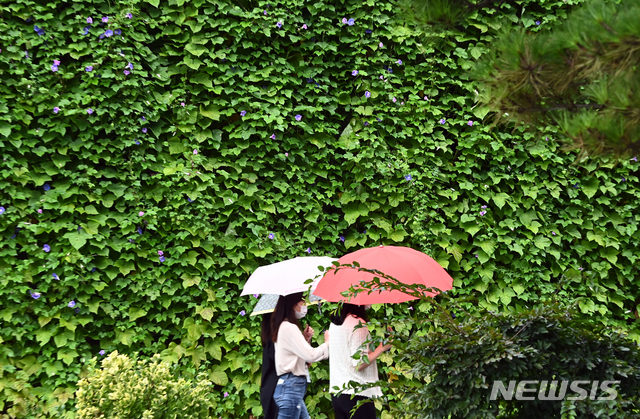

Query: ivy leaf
[492,193,509,209]
[534,236,551,249]
[200,104,221,120]
[116,329,136,346]
[57,349,78,366]
[582,177,600,199]
[210,366,228,386]
[205,339,222,360]
[129,307,148,321]
[0,122,11,137]
[68,233,87,250]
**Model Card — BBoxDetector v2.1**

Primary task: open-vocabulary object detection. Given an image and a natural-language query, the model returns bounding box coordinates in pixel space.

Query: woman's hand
[323,330,330,345]
[303,324,314,342]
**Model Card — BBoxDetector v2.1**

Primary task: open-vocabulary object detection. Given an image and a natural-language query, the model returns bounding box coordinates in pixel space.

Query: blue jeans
[273,373,310,419]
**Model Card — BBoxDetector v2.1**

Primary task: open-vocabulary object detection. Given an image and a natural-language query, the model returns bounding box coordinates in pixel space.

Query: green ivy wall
[0,0,638,417]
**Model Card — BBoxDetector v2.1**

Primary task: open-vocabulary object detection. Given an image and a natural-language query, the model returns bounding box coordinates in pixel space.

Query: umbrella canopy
[250,294,324,316]
[313,245,453,304]
[240,256,337,297]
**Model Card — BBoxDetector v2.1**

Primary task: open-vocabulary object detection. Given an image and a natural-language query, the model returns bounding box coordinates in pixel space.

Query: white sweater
[274,321,329,377]
[329,315,383,398]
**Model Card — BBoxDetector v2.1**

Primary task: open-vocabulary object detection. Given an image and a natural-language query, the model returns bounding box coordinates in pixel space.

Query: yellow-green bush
[76,352,215,419]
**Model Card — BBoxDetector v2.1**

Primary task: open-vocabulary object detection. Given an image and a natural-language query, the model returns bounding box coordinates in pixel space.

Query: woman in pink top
[271,292,330,419]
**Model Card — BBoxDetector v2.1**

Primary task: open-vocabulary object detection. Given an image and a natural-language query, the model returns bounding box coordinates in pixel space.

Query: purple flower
[141,116,146,120]
[240,310,246,316]
[392,97,397,103]
[139,211,145,217]
[535,21,540,25]
[475,254,478,258]
[181,102,185,107]
[342,18,347,24]
[295,114,302,121]
[480,211,486,216]
[87,17,93,24]
[158,250,164,256]
[424,96,428,100]
[379,75,384,80]
[397,59,402,65]
[578,267,584,271]
[348,18,355,26]
[365,91,371,98]
[99,350,106,355]
[268,233,275,239]
[51,65,59,72]
[376,117,382,122]
[142,128,147,133]
[379,42,383,48]
[481,205,487,209]
[405,175,412,181]
[352,70,358,76]
[0,207,4,215]
[31,292,41,300]
[188,197,193,202]
[552,231,557,236]
[365,29,372,34]
[439,118,446,124]
[124,70,130,75]
[270,133,276,140]
[193,149,198,155]
[302,24,307,29]
[105,30,113,37]
[264,10,267,15]
[224,392,229,398]
[126,13,133,19]
[38,209,43,214]
[240,110,247,117]
[53,107,60,114]
[43,184,51,191]
[467,121,474,126]
[53,273,59,280]
[306,247,311,254]
[83,26,91,35]
[364,122,369,126]
[285,152,289,157]
[99,34,105,40]
[622,177,626,182]
[68,301,76,308]
[339,235,345,242]
[87,108,93,115]
[34,25,45,36]
[408,306,413,310]
[137,226,143,234]
[114,29,121,36]
[53,59,61,66]
[102,16,109,23]
[85,66,93,72]
[276,21,282,28]
[159,256,166,263]
[91,268,96,272]
[632,157,638,162]
[253,294,260,298]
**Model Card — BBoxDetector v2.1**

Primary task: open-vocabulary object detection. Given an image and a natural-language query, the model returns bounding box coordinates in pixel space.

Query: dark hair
[261,313,273,346]
[331,303,368,326]
[271,292,304,342]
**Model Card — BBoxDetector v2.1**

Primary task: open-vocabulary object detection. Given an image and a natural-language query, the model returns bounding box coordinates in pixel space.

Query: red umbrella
[313,245,453,304]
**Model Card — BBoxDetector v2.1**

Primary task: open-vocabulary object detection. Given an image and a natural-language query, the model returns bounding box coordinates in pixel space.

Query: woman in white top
[271,292,330,419]
[329,304,392,419]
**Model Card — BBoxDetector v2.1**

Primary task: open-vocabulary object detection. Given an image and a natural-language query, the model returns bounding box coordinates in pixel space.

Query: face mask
[364,305,372,311]
[295,305,308,319]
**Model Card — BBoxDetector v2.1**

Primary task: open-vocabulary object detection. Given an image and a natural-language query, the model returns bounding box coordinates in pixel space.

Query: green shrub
[76,352,215,419]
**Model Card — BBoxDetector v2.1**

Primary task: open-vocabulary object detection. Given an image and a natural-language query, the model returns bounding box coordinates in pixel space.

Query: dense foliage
[0,0,639,417]
[400,0,640,157]
[76,352,214,419]
[332,269,640,418]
